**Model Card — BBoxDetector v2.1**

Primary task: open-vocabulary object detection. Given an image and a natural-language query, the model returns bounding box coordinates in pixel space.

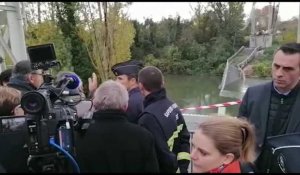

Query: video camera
[18,43,82,173]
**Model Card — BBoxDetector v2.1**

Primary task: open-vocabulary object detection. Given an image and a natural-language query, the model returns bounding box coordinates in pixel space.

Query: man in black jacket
[7,60,44,95]
[238,43,300,172]
[111,60,144,124]
[75,80,159,173]
[137,66,190,173]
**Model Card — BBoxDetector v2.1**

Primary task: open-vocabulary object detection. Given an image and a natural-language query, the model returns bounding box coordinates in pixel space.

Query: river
[164,74,270,131]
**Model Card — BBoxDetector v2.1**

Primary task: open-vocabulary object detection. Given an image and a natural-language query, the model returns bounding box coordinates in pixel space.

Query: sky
[125,2,299,23]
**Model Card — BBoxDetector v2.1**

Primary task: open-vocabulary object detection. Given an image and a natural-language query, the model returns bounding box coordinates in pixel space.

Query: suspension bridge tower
[0,2,27,72]
[249,2,280,48]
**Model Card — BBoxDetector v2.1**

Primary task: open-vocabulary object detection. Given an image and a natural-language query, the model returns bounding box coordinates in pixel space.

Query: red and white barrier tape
[180,100,242,112]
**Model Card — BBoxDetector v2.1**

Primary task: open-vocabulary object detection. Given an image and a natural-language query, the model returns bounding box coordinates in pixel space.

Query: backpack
[265,132,300,173]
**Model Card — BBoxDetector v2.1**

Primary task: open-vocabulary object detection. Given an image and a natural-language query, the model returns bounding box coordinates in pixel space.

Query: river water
[164,74,270,131]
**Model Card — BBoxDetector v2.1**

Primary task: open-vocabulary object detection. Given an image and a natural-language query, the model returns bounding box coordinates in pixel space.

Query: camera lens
[21,91,46,114]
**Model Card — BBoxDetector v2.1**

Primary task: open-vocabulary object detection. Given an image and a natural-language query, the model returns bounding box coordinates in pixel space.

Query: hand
[88,72,98,97]
[13,105,24,116]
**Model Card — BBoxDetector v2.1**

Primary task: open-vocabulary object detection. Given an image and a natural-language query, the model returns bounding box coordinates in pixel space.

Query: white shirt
[273,83,291,96]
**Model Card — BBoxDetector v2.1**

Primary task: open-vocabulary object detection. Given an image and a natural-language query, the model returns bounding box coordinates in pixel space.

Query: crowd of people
[0,42,300,173]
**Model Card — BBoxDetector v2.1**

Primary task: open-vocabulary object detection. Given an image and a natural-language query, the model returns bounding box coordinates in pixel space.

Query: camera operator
[75,80,159,173]
[0,68,12,86]
[7,60,44,95]
[2,44,93,173]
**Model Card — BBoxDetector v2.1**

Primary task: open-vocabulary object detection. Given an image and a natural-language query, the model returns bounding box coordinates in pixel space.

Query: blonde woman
[191,115,257,173]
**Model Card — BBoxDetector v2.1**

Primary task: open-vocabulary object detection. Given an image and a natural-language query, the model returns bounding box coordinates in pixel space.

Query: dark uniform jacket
[138,88,190,173]
[75,109,159,173]
[239,82,300,150]
[238,81,300,172]
[7,75,36,95]
[126,87,144,124]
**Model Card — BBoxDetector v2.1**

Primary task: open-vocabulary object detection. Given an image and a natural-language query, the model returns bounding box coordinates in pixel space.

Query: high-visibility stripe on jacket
[141,93,190,173]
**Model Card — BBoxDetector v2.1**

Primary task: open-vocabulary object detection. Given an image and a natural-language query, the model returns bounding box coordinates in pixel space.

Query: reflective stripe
[177,152,191,161]
[167,124,183,151]
[176,152,191,173]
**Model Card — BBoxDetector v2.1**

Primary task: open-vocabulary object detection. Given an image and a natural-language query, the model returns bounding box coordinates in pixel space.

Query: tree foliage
[24,2,134,87]
[25,21,72,71]
[56,2,93,85]
[24,2,254,78]
[131,2,246,75]
[78,2,135,82]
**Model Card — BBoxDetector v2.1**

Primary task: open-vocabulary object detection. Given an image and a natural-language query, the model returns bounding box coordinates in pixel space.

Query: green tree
[190,3,218,44]
[281,30,297,44]
[130,20,145,60]
[209,2,245,49]
[78,2,135,82]
[25,20,72,71]
[56,2,94,85]
[130,3,248,75]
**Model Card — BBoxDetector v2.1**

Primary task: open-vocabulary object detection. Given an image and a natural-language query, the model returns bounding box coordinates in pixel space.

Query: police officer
[111,60,144,124]
[137,66,190,173]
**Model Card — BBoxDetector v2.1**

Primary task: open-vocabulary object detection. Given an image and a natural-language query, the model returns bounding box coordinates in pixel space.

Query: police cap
[111,60,144,76]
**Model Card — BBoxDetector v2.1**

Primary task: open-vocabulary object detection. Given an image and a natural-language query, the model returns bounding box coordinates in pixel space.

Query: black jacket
[0,163,5,173]
[238,81,300,172]
[126,87,144,124]
[138,88,190,173]
[239,82,300,151]
[7,75,36,95]
[75,109,159,173]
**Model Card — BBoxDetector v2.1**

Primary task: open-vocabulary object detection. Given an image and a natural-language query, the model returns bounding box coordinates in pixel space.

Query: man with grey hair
[93,80,129,111]
[7,60,44,95]
[75,80,159,173]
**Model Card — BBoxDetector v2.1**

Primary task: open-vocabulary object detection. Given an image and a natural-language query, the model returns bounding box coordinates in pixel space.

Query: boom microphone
[64,74,81,90]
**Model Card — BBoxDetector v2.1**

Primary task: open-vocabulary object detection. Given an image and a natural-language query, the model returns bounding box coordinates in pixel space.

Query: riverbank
[242,45,276,78]
[243,62,272,78]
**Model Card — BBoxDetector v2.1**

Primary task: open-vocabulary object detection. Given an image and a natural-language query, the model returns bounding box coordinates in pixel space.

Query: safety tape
[180,100,242,112]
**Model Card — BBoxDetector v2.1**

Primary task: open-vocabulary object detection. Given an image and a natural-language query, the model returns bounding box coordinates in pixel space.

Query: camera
[27,43,60,70]
[19,43,81,173]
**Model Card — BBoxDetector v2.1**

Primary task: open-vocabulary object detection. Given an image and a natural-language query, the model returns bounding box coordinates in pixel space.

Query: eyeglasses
[31,72,43,76]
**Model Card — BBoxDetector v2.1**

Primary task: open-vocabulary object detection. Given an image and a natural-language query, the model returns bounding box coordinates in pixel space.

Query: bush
[252,60,272,77]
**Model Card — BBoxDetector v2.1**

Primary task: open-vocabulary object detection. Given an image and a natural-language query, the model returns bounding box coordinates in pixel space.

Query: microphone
[64,74,81,89]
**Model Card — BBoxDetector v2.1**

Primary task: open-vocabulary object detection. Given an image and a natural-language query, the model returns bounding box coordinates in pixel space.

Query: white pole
[298,2,300,43]
[5,2,27,63]
[267,2,272,33]
[217,107,226,115]
[251,2,256,36]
